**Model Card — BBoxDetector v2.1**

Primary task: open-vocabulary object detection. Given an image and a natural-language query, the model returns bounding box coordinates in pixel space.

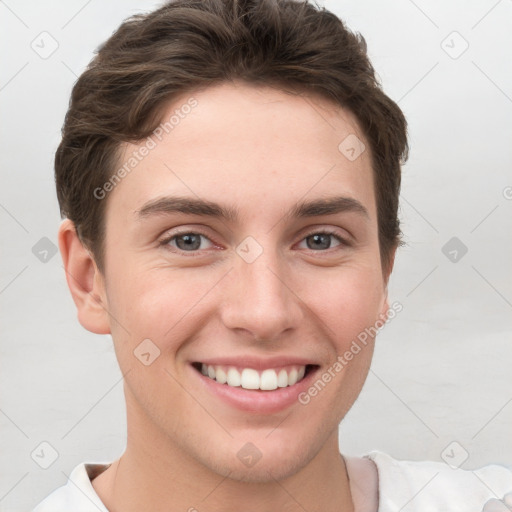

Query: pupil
[177,234,200,251]
[308,234,330,250]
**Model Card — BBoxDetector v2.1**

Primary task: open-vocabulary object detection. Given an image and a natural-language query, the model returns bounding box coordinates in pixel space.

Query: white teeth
[241,368,259,389]
[288,368,298,386]
[226,367,241,387]
[199,363,309,390]
[215,367,227,384]
[277,369,288,388]
[260,369,278,390]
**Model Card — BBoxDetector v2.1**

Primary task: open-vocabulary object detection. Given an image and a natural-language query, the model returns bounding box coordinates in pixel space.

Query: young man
[34,0,511,510]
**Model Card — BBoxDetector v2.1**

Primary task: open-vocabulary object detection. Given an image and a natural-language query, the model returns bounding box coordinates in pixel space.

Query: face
[95,82,391,482]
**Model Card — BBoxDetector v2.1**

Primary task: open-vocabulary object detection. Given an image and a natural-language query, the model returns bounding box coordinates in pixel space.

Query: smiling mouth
[191,362,318,391]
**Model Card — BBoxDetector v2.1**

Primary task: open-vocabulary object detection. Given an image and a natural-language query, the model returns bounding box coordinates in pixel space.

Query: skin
[59,81,394,512]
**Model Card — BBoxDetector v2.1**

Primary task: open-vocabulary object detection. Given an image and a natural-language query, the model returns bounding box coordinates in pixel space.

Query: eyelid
[295,223,353,244]
[295,229,351,250]
[159,229,218,251]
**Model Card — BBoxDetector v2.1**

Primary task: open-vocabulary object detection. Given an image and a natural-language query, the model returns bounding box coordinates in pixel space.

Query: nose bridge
[220,237,301,340]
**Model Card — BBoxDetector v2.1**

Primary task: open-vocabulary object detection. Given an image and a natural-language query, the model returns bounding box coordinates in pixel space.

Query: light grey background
[1,0,511,510]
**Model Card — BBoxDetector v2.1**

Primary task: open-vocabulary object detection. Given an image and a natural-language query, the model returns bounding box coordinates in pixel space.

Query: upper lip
[193,355,318,371]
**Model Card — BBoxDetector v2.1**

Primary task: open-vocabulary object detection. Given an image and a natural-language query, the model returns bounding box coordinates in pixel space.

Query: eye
[163,232,215,252]
[297,231,346,251]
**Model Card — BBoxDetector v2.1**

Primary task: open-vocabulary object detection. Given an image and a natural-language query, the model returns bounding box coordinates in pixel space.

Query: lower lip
[190,364,320,414]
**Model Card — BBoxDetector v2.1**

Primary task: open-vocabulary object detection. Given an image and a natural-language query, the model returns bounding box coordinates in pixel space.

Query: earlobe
[58,219,111,335]
[379,246,397,323]
[379,292,390,324]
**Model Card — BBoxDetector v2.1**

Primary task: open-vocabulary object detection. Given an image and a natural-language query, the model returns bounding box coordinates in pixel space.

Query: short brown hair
[55,0,408,273]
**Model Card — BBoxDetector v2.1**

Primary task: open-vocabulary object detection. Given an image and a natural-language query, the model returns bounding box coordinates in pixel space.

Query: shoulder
[32,462,110,512]
[365,450,512,511]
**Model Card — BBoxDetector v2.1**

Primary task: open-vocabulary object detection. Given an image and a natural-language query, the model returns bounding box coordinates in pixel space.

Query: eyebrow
[134,195,369,222]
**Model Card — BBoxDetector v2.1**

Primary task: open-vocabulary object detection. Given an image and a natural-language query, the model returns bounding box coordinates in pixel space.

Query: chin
[221,458,304,484]
[202,443,311,484]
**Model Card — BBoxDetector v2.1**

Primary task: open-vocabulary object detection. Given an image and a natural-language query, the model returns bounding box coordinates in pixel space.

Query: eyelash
[159,229,350,256]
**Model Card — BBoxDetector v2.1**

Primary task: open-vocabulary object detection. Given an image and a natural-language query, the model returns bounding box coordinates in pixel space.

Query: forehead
[107,81,376,225]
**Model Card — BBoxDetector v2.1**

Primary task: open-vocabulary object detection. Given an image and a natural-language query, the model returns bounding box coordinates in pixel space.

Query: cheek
[297,269,383,416]
[301,265,386,345]
[105,266,218,356]
[104,270,197,415]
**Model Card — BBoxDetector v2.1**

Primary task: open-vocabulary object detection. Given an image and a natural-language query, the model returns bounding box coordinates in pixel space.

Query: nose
[220,243,303,342]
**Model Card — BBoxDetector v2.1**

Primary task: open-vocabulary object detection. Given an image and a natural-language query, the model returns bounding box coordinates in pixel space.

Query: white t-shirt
[32,451,512,512]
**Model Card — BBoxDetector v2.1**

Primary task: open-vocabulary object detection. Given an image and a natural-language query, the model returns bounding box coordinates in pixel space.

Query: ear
[379,246,397,322]
[58,219,111,335]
